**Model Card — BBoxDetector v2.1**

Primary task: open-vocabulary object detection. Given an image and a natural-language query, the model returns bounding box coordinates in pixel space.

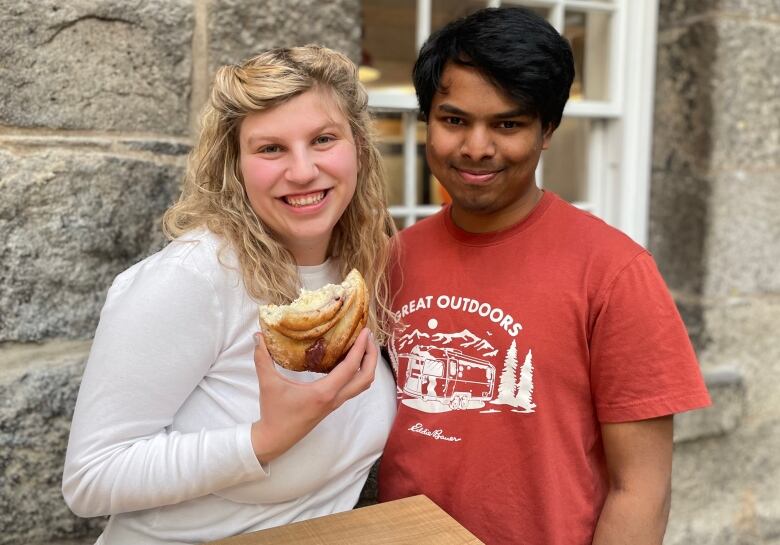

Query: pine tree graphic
[515,349,536,412]
[490,339,519,406]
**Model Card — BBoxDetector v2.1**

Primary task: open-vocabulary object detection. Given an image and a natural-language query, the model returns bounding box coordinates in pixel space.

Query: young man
[377,7,711,545]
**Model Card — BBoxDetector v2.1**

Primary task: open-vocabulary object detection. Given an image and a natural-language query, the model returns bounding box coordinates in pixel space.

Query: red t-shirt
[378,191,710,545]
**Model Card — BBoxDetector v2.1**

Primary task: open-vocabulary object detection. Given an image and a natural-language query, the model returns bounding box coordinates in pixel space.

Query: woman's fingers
[322,328,370,384]
[320,329,378,407]
[252,332,279,381]
[333,335,378,404]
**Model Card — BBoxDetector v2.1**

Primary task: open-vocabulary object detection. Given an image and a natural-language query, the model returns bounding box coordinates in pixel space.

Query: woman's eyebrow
[244,123,341,147]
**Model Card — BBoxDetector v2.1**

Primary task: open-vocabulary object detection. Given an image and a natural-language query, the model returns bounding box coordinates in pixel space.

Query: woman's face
[238,88,358,265]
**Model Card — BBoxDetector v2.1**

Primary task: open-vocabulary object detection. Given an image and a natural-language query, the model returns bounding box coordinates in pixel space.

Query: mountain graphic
[431,329,496,356]
[398,329,431,348]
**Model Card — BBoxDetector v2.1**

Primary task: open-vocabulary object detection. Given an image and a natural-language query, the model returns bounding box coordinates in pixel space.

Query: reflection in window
[361,0,416,90]
[431,0,486,35]
[374,115,446,207]
[373,114,406,207]
[564,9,612,101]
[543,117,591,203]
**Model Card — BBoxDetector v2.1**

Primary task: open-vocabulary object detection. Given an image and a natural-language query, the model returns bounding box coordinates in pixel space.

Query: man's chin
[449,195,499,215]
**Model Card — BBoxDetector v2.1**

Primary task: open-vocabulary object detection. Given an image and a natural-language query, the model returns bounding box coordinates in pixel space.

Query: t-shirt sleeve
[62,261,268,518]
[590,251,711,423]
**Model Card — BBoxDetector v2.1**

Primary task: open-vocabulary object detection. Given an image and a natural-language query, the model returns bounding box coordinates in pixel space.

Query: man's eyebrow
[436,103,469,116]
[435,103,533,119]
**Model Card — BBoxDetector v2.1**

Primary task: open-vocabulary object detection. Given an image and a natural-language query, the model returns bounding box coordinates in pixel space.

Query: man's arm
[592,415,674,545]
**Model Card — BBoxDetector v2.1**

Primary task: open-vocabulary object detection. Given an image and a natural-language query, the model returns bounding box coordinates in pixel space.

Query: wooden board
[207,495,484,545]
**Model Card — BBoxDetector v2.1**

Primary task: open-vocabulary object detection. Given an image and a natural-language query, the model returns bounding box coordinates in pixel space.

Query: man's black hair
[412,7,575,130]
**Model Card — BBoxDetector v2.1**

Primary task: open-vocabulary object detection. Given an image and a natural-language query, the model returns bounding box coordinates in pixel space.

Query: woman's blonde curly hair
[163,45,397,342]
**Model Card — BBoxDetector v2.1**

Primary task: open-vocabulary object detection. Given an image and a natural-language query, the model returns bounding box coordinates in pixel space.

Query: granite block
[0,146,183,341]
[207,0,361,73]
[0,342,104,545]
[659,0,780,31]
[0,0,194,134]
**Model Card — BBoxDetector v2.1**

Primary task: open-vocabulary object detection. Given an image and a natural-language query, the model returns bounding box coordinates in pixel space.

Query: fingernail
[369,330,375,342]
[254,332,263,346]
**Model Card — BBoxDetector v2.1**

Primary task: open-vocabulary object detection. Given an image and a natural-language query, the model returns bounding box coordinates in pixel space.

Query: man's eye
[498,120,520,129]
[445,117,464,126]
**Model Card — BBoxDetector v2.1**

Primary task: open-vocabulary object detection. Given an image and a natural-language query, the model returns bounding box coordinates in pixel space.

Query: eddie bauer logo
[408,422,462,442]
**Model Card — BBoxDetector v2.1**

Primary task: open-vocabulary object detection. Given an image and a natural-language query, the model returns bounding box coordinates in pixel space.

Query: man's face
[426,63,552,233]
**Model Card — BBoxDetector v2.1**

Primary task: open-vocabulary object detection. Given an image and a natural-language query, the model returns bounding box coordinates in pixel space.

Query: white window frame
[367,0,658,245]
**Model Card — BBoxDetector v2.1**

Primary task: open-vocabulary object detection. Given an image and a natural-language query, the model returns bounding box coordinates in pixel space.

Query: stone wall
[0,1,359,544]
[3,0,778,544]
[652,1,780,543]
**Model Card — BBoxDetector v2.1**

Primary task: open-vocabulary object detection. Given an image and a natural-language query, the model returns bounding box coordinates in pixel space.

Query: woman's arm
[62,263,266,517]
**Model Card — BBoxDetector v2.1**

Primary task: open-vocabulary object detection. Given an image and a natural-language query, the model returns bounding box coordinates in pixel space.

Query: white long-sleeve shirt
[62,229,396,544]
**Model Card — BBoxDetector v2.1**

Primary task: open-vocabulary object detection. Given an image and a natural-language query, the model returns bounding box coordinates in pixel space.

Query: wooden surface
[206,495,484,545]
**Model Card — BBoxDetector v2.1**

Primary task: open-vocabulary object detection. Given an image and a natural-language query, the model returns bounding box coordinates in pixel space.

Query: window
[361,0,659,244]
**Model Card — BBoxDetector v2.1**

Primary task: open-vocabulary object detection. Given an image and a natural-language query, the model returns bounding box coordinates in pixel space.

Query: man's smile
[452,166,504,185]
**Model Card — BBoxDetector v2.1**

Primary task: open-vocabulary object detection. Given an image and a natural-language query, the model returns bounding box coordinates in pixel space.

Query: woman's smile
[282,189,330,209]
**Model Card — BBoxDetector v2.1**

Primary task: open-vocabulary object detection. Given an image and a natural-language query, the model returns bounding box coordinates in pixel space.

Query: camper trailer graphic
[400,345,496,410]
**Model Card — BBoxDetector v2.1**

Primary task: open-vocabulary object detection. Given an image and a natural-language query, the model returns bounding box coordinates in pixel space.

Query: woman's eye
[314,135,335,145]
[258,144,281,154]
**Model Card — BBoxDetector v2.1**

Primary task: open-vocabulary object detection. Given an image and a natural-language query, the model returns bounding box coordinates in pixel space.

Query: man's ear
[541,123,555,150]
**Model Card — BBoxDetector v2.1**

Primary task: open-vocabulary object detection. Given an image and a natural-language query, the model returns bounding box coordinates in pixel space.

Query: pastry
[258,269,368,372]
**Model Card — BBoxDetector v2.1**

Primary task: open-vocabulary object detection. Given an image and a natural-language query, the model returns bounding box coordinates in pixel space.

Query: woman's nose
[285,149,319,184]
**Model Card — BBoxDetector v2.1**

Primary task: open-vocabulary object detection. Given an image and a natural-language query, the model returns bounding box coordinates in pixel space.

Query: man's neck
[450,186,543,234]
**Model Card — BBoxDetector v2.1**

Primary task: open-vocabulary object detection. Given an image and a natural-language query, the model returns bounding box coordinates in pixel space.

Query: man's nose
[460,126,495,160]
[285,148,319,184]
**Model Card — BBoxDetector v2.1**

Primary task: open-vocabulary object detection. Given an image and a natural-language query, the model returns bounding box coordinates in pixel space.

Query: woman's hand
[250,328,377,463]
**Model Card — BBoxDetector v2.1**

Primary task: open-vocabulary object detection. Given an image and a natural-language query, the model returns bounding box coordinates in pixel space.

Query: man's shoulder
[547,195,645,258]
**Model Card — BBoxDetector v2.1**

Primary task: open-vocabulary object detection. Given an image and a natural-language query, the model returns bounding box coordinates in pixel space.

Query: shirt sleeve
[589,251,711,423]
[62,261,269,518]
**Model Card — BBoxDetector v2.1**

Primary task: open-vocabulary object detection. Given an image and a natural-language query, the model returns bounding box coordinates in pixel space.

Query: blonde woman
[63,46,397,544]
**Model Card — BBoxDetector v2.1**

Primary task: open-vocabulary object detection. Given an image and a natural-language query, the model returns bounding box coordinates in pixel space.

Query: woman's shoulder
[161,227,231,269]
[112,228,241,294]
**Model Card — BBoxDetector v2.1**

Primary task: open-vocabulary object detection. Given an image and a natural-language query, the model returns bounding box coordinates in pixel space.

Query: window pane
[374,115,430,207]
[361,0,417,91]
[542,117,590,203]
[374,114,405,206]
[564,9,612,101]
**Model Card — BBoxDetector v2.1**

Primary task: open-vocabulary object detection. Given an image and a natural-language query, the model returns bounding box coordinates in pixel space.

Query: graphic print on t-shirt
[389,293,536,415]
